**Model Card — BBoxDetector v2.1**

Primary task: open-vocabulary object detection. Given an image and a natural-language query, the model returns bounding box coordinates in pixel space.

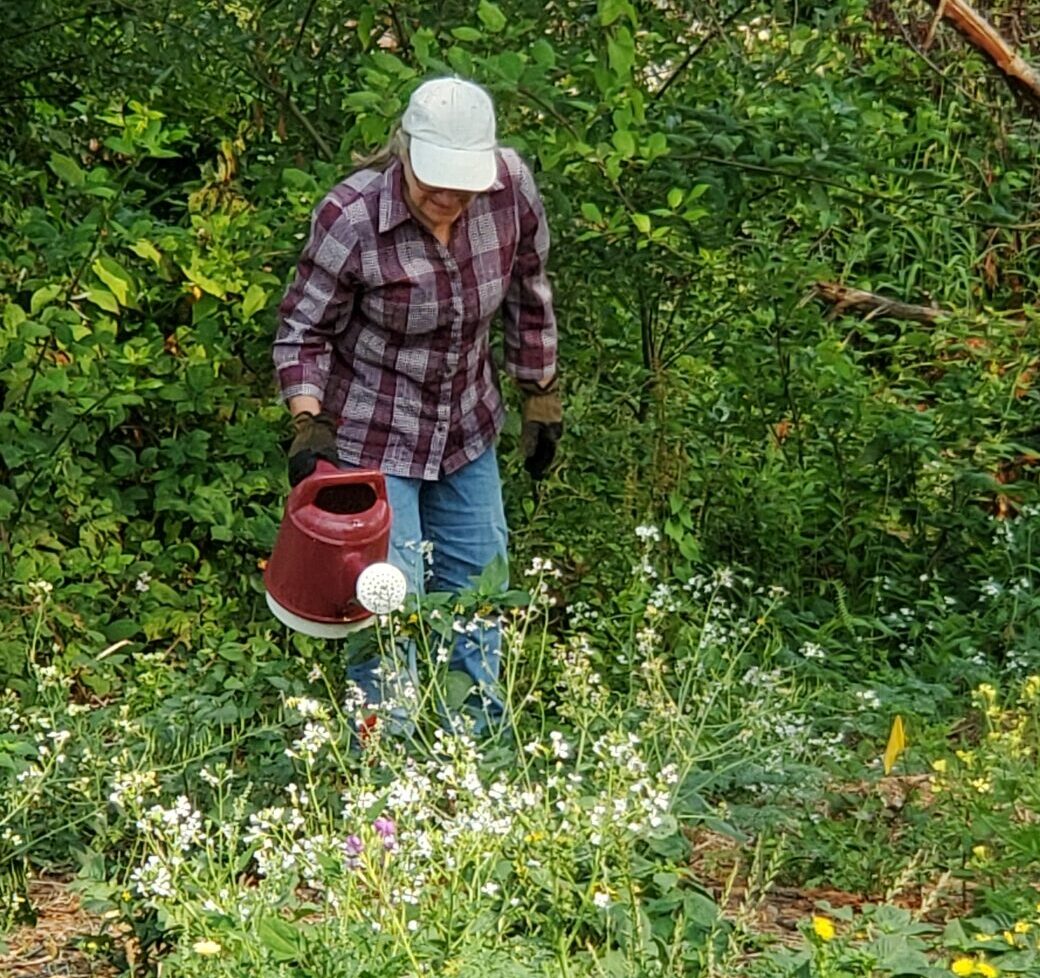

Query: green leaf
[451,26,483,42]
[48,152,85,187]
[357,5,375,49]
[490,52,524,82]
[92,257,135,308]
[667,187,683,209]
[85,289,120,314]
[646,132,667,157]
[3,303,26,329]
[103,619,140,642]
[31,284,62,314]
[530,39,555,67]
[598,0,632,26]
[242,284,268,320]
[607,27,635,78]
[130,239,163,266]
[580,202,603,223]
[216,644,245,663]
[477,0,506,32]
[631,213,651,233]
[612,130,636,157]
[204,702,239,724]
[257,917,300,962]
[281,167,318,191]
[683,890,721,929]
[184,266,227,299]
[445,670,475,710]
[653,871,679,892]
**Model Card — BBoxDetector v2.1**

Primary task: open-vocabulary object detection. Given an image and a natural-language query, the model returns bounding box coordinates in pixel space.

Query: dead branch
[813,281,950,323]
[925,0,1040,105]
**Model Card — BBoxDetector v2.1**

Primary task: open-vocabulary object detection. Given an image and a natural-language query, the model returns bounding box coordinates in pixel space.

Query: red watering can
[265,461,396,637]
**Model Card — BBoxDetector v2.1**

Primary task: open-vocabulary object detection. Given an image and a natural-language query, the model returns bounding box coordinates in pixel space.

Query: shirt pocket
[366,279,451,336]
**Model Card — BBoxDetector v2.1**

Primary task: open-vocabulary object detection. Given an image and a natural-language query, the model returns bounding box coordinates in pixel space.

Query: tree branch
[813,281,950,323]
[924,0,1040,106]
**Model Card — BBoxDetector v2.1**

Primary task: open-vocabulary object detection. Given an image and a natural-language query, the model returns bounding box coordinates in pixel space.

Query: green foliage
[5,0,1040,973]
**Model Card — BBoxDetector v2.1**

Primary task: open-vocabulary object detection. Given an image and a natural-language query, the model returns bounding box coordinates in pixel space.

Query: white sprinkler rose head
[356,562,408,615]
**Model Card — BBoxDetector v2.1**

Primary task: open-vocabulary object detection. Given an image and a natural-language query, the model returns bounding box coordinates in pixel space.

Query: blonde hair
[351,127,409,172]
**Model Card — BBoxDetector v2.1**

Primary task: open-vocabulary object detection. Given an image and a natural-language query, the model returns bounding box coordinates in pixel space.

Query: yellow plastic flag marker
[883,714,906,775]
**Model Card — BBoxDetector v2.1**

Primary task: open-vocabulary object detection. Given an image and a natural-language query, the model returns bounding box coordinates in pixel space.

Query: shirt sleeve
[502,158,558,385]
[273,193,360,403]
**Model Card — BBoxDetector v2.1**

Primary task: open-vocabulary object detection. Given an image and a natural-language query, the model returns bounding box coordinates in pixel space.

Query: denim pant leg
[345,473,423,727]
[421,447,509,729]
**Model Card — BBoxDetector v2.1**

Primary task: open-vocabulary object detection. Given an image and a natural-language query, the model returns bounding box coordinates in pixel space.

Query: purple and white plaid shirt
[273,149,557,480]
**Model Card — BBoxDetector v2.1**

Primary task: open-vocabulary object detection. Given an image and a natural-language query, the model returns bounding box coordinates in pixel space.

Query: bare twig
[653,1,754,102]
[924,0,948,51]
[291,0,318,56]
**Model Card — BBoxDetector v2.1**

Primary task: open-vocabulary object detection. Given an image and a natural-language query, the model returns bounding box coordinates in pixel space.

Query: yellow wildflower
[976,962,998,978]
[970,777,993,794]
[951,959,975,977]
[975,683,997,702]
[971,845,988,860]
[1014,921,1031,934]
[812,915,835,942]
[931,758,948,774]
[1023,675,1040,701]
[974,933,995,942]
[1003,930,1015,945]
[192,939,222,956]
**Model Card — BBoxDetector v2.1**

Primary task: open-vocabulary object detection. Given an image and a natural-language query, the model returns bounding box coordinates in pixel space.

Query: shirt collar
[377,154,507,234]
[378,159,412,233]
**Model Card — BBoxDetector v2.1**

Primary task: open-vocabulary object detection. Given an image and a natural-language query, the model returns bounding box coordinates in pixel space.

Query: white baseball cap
[401,77,498,193]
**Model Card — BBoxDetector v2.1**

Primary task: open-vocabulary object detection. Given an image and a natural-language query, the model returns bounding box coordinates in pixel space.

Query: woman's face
[402,157,476,230]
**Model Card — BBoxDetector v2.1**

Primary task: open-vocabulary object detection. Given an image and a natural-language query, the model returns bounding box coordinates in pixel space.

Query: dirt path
[0,876,121,977]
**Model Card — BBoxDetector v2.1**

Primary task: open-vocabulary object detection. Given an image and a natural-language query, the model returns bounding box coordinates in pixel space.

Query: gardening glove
[519,379,563,481]
[287,410,339,486]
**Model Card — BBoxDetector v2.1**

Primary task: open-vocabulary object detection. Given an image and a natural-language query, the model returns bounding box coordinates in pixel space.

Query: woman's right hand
[287,411,339,486]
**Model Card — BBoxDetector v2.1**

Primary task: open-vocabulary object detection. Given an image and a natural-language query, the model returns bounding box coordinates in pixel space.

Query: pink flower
[345,834,364,856]
[373,817,397,850]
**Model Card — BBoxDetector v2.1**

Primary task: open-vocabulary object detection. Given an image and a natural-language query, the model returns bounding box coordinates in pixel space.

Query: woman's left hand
[520,387,563,480]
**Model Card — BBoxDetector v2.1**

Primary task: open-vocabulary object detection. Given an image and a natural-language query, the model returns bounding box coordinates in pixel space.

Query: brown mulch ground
[687,774,971,945]
[0,876,124,977]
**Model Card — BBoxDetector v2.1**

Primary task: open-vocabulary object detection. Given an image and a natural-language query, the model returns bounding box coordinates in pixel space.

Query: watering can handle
[292,459,387,508]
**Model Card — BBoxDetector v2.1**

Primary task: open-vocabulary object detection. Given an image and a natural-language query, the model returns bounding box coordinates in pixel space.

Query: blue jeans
[346,446,509,732]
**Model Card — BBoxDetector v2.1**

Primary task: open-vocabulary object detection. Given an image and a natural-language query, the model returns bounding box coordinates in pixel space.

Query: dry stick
[813,281,951,323]
[926,0,1040,105]
[924,0,949,51]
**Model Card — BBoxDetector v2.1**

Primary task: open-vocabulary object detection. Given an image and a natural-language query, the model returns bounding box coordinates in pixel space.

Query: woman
[273,76,562,731]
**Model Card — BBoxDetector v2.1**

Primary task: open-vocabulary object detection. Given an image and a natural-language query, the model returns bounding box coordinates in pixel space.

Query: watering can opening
[314,483,378,515]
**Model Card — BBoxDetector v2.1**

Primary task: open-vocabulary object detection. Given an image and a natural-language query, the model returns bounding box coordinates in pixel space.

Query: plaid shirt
[274,149,557,480]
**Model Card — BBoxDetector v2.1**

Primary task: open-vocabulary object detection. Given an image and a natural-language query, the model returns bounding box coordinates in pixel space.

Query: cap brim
[409,138,497,193]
